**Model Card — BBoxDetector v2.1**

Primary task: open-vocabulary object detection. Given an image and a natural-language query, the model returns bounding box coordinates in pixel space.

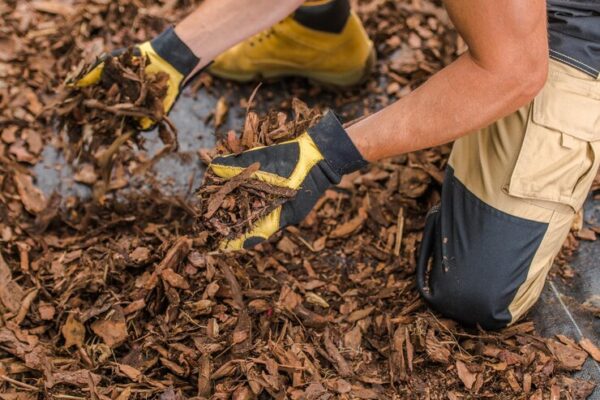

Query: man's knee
[425,280,513,330]
[416,167,551,331]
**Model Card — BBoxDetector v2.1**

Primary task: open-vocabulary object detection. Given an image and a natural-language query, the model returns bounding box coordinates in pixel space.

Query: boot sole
[209,46,376,89]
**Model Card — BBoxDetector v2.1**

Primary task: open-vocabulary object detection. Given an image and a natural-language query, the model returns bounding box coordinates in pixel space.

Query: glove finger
[71,48,133,88]
[73,61,105,88]
[219,207,282,251]
[210,141,300,182]
[139,116,156,130]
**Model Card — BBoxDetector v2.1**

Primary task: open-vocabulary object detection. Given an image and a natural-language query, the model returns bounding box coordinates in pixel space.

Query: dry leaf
[455,360,477,390]
[62,313,85,348]
[14,173,46,214]
[578,338,600,362]
[91,307,128,348]
[161,268,190,290]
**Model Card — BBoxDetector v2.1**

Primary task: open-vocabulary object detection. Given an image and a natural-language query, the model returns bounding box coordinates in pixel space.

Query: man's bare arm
[347,0,548,161]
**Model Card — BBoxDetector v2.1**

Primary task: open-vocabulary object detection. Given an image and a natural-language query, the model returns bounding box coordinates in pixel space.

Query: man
[77,0,600,330]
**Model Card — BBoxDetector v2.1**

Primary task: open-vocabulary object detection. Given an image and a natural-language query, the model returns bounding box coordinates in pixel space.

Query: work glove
[73,27,200,129]
[209,112,367,250]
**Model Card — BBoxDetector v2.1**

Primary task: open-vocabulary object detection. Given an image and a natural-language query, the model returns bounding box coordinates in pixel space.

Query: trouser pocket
[507,67,600,212]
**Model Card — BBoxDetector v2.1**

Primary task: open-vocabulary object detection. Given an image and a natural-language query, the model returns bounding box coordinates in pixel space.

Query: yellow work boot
[209,1,375,87]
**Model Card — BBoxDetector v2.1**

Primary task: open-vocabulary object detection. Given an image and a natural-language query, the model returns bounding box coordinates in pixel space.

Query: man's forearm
[347,0,548,162]
[347,52,547,162]
[175,0,304,76]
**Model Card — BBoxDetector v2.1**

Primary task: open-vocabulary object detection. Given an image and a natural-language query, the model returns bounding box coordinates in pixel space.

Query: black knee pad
[417,167,548,330]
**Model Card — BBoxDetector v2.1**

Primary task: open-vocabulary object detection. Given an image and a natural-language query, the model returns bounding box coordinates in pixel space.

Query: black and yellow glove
[73,27,200,130]
[209,112,367,250]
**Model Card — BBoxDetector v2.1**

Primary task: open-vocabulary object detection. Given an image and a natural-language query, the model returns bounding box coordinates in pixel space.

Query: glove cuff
[308,112,368,176]
[150,27,200,78]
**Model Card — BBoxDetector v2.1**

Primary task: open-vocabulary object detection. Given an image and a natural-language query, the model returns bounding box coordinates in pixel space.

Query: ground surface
[35,78,600,398]
[2,1,599,399]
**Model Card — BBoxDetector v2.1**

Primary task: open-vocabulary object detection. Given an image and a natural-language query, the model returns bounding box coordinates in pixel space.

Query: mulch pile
[1,0,599,399]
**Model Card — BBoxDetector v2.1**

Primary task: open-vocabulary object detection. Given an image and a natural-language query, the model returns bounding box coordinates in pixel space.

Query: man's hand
[209,112,367,250]
[73,27,200,130]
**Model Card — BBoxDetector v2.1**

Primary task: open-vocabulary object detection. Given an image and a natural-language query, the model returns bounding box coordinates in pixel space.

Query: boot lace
[248,22,282,47]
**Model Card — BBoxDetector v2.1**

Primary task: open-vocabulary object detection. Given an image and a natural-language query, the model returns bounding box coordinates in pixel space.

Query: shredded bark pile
[0,0,599,399]
[1,102,598,399]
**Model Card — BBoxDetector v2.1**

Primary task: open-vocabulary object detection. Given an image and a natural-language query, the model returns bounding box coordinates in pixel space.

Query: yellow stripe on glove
[209,132,326,250]
[72,30,192,130]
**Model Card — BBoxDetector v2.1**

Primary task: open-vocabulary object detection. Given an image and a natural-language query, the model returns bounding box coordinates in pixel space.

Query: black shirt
[547,0,600,77]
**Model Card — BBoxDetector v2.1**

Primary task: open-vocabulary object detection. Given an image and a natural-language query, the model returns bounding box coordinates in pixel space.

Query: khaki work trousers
[417,60,600,330]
